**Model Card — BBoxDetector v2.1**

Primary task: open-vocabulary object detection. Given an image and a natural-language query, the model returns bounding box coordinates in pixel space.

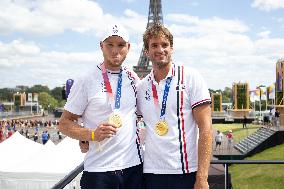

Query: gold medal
[155,120,168,136]
[109,114,122,128]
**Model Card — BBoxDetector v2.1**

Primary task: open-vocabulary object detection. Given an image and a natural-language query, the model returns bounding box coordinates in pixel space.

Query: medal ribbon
[151,76,173,120]
[101,63,123,111]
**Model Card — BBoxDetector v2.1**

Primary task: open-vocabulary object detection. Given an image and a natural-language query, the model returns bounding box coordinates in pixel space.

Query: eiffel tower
[133,0,163,78]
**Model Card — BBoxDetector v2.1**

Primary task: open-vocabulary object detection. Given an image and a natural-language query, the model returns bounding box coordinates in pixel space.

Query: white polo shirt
[65,64,143,172]
[137,63,211,174]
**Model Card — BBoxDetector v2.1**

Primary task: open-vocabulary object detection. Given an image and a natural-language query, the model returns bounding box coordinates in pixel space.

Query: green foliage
[26,85,50,94]
[236,84,248,109]
[252,100,267,111]
[14,95,21,107]
[0,88,15,101]
[58,100,66,108]
[232,84,248,109]
[38,92,58,110]
[213,94,221,111]
[51,87,64,101]
[222,87,232,103]
[209,87,232,103]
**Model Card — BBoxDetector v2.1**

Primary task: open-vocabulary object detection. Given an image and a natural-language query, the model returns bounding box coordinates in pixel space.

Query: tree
[26,85,50,94]
[0,88,15,102]
[222,87,232,103]
[51,87,64,101]
[38,92,58,111]
[58,100,66,108]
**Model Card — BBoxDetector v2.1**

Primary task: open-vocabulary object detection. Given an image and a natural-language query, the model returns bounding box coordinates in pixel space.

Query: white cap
[101,24,129,42]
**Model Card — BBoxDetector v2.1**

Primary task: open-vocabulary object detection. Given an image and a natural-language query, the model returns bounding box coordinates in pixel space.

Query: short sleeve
[64,77,88,116]
[186,68,211,109]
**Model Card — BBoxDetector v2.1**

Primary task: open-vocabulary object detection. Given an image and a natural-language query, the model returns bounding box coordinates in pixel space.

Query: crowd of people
[0,118,63,144]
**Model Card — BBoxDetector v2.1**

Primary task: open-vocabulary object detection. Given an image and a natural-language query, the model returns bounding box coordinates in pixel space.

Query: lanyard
[151,75,173,120]
[101,63,123,111]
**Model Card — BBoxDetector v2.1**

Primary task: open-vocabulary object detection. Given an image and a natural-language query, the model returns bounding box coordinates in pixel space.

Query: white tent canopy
[0,132,84,189]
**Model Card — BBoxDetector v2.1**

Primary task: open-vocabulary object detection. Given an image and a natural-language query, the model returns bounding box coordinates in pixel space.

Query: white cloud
[166,14,249,36]
[252,0,284,11]
[0,40,102,88]
[0,38,142,89]
[0,40,40,56]
[0,2,283,91]
[257,30,271,38]
[122,9,147,35]
[163,13,283,89]
[137,10,282,90]
[0,0,104,35]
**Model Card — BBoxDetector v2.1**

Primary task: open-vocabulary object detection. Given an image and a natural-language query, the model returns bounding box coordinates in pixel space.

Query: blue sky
[0,0,284,90]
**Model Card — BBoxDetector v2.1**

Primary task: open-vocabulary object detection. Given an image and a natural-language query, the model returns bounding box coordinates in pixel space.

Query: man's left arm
[193,103,213,189]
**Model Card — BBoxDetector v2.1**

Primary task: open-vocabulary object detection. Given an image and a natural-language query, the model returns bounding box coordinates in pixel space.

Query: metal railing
[51,162,84,189]
[51,160,284,189]
[211,160,284,189]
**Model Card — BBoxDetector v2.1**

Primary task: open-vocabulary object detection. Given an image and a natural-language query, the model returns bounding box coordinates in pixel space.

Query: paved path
[212,129,242,156]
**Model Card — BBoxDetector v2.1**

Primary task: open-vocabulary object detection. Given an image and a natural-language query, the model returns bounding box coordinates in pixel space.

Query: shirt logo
[113,25,118,34]
[145,89,151,101]
[101,82,107,92]
[176,84,186,91]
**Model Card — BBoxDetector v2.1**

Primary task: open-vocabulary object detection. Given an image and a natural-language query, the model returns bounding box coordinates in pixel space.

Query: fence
[51,160,284,189]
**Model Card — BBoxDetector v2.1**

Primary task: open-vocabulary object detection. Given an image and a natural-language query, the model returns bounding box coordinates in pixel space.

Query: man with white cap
[58,23,143,189]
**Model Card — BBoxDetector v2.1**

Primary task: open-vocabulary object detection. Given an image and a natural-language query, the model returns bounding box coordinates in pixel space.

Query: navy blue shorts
[80,164,143,189]
[144,172,196,189]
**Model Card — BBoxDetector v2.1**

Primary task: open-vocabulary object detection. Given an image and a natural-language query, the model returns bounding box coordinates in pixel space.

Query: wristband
[91,131,95,141]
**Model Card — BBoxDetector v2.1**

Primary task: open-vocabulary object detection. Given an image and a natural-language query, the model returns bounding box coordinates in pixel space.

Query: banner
[276,62,283,92]
[66,79,74,99]
[256,87,267,101]
[268,84,275,100]
[249,90,258,102]
[33,93,38,102]
[0,104,4,112]
[28,93,32,102]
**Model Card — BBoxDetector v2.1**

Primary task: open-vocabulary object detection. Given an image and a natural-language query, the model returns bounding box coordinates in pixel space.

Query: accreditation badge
[109,113,122,128]
[155,120,168,136]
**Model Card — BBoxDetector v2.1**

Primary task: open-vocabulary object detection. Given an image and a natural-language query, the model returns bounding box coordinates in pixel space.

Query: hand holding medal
[93,123,117,152]
[94,123,117,142]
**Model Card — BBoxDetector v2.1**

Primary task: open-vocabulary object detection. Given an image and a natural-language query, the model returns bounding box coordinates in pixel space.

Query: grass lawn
[229,143,284,189]
[213,123,262,142]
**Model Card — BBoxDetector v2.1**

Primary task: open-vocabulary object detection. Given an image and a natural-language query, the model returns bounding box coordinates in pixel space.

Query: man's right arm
[58,110,93,141]
[58,110,118,142]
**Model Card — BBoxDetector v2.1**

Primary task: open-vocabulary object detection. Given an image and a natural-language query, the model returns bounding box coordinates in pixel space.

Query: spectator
[34,132,38,142]
[58,131,62,140]
[0,126,4,142]
[42,131,48,144]
[226,130,233,150]
[215,130,223,151]
[20,128,24,135]
[243,115,247,129]
[275,109,280,128]
[7,129,13,138]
